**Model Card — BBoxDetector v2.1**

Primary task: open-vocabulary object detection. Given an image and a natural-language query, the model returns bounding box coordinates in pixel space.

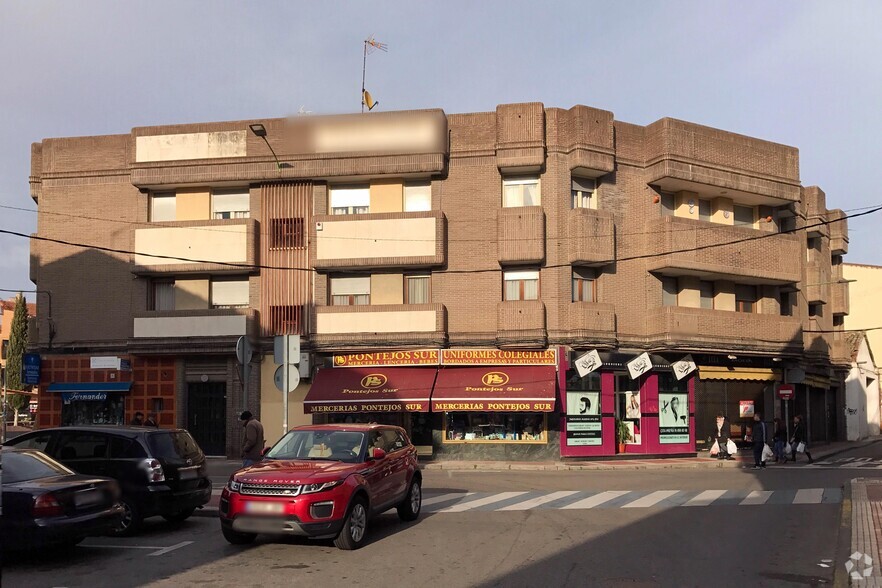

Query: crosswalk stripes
[420,488,839,513]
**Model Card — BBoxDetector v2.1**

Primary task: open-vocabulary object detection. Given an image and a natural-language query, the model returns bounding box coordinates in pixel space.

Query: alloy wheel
[350,503,366,543]
[411,483,421,513]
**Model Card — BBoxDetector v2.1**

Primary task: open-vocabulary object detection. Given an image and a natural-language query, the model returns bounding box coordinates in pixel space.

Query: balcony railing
[566,209,615,266]
[312,303,447,349]
[550,302,617,346]
[497,300,546,347]
[498,207,545,265]
[132,308,257,339]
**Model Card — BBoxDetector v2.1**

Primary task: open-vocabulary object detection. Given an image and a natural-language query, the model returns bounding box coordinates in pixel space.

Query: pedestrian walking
[772,417,787,463]
[789,414,814,464]
[240,410,265,467]
[711,414,734,460]
[130,411,144,426]
[144,413,158,427]
[752,413,768,469]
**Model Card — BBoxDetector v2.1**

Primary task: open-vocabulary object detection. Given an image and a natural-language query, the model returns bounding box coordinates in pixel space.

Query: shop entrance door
[187,382,227,456]
[615,374,642,445]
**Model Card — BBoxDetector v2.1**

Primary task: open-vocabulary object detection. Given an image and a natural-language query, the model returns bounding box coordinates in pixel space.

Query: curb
[833,480,852,588]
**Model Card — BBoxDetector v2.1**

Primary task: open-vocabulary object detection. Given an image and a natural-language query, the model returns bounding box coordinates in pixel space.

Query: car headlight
[301,481,343,494]
[228,479,241,492]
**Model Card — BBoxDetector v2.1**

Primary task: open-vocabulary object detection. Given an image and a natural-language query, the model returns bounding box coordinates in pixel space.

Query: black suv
[4,426,211,535]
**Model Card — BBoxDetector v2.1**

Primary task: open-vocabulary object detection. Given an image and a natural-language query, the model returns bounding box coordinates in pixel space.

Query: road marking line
[560,491,631,510]
[793,488,824,504]
[497,491,580,511]
[740,490,773,505]
[683,489,728,507]
[421,492,474,507]
[148,541,194,557]
[84,545,159,550]
[622,490,679,508]
[435,492,528,513]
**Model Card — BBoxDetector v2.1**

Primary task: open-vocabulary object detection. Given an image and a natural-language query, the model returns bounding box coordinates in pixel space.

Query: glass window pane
[211,279,249,308]
[503,184,522,208]
[212,189,250,219]
[504,281,520,301]
[353,294,370,306]
[150,193,176,222]
[404,183,431,212]
[699,281,714,309]
[734,205,755,226]
[407,276,430,304]
[330,186,370,214]
[523,183,539,206]
[523,279,539,300]
[153,282,175,311]
[662,277,679,306]
[660,192,675,216]
[698,199,711,221]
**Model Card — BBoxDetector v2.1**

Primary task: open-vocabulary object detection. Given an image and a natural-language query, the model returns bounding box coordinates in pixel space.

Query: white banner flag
[627,352,652,380]
[574,350,603,378]
[672,355,697,380]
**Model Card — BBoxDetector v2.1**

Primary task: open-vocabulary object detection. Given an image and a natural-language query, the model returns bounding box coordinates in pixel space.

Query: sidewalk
[844,478,882,586]
[193,437,880,518]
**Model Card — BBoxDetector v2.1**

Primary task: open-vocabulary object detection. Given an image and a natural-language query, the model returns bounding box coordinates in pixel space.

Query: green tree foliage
[6,294,30,424]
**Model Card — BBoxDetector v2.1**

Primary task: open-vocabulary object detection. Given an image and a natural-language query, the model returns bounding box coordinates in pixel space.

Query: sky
[2,0,881,300]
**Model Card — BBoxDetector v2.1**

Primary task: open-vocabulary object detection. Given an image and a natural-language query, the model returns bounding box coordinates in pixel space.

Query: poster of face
[659,392,689,444]
[567,392,600,416]
[625,391,641,419]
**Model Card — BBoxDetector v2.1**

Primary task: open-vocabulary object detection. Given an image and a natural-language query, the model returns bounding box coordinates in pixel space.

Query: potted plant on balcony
[616,419,631,454]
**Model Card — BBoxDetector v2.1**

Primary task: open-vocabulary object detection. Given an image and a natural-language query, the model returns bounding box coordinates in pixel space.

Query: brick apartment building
[27,102,851,459]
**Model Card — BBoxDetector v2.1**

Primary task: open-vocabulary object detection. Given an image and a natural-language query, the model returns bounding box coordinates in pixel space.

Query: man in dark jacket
[752,413,767,469]
[240,411,265,467]
[790,415,814,464]
[711,414,733,460]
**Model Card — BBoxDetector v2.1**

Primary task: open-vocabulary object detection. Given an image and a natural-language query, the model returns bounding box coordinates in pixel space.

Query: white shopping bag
[726,439,738,455]
[796,442,806,454]
[710,440,720,456]
[762,444,774,462]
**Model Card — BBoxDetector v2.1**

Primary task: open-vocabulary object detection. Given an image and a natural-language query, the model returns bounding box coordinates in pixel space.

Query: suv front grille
[240,483,302,497]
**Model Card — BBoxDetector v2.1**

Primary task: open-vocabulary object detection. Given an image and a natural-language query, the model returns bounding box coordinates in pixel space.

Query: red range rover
[219,424,422,550]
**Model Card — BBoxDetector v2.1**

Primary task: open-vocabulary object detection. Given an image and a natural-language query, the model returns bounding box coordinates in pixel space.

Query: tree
[6,294,30,426]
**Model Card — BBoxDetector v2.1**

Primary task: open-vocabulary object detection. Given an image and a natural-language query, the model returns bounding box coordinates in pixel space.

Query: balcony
[132,219,258,275]
[551,302,617,346]
[831,280,850,316]
[313,211,445,271]
[545,105,616,177]
[498,207,545,265]
[805,260,830,305]
[132,308,257,340]
[829,209,849,255]
[645,118,801,203]
[312,303,447,350]
[646,216,802,284]
[566,208,615,265]
[497,300,547,347]
[647,306,802,354]
[830,331,852,366]
[495,103,545,172]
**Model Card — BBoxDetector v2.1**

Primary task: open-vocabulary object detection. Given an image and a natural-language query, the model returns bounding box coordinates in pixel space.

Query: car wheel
[397,478,422,522]
[222,525,256,545]
[110,497,143,537]
[334,497,368,550]
[162,508,196,523]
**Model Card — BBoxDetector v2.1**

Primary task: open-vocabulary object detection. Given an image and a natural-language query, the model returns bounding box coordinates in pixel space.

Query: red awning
[303,367,436,414]
[431,366,557,412]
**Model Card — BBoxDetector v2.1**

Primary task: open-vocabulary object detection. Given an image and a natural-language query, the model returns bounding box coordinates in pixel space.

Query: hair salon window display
[565,371,602,447]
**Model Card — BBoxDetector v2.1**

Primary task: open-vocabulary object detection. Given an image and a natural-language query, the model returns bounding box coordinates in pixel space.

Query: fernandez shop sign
[333,349,557,368]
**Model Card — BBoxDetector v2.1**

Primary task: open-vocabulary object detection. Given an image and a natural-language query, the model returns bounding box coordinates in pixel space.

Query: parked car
[219,424,422,550]
[1,448,123,551]
[4,426,211,535]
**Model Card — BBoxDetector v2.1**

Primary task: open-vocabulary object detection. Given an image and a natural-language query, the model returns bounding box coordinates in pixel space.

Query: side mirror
[370,448,387,460]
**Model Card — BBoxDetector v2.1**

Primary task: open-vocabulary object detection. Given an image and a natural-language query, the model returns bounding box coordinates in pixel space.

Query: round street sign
[777,384,795,400]
[274,365,300,393]
[236,336,253,365]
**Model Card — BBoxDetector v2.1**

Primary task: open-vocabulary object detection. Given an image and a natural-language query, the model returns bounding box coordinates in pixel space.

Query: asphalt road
[4,443,880,588]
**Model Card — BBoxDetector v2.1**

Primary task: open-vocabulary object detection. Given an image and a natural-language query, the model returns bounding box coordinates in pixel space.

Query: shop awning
[303,367,436,414]
[431,366,557,412]
[48,382,133,403]
[698,366,781,382]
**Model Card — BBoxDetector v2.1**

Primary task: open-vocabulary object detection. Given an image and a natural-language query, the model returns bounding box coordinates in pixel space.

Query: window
[698,199,712,221]
[502,177,540,207]
[150,192,176,222]
[270,305,301,334]
[699,281,715,309]
[271,218,304,249]
[10,432,52,452]
[809,303,823,318]
[330,276,370,306]
[662,277,679,306]
[445,413,546,443]
[55,432,109,460]
[572,268,596,302]
[807,236,821,261]
[405,275,431,304]
[833,315,844,327]
[210,278,249,309]
[404,182,431,212]
[832,254,843,266]
[571,177,596,209]
[212,188,250,219]
[660,191,676,216]
[330,185,370,215]
[734,205,755,227]
[780,215,797,233]
[151,281,175,311]
[735,284,757,313]
[504,270,539,301]
[780,291,795,317]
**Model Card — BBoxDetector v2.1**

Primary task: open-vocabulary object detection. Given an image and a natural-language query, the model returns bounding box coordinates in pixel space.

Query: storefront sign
[90,356,121,370]
[61,391,108,404]
[22,353,41,385]
[565,391,602,446]
[574,350,602,378]
[672,355,696,380]
[333,350,440,367]
[627,352,652,380]
[304,367,435,413]
[777,384,795,400]
[431,366,557,412]
[658,392,689,444]
[441,349,557,366]
[739,400,755,418]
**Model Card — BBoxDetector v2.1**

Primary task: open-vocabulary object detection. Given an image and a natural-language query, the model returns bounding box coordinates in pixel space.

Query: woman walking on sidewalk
[790,414,814,464]
[752,413,768,469]
[772,417,787,463]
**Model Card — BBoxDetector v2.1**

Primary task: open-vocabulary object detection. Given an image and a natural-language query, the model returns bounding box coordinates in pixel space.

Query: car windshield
[146,431,202,460]
[3,450,74,484]
[265,430,366,463]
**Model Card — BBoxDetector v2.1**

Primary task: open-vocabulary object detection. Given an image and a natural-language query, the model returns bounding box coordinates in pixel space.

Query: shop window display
[616,374,641,444]
[445,412,546,443]
[61,397,125,426]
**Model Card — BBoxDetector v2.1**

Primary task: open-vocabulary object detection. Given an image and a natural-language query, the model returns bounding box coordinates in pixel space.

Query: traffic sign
[777,384,795,400]
[274,365,300,392]
[274,335,300,365]
[236,336,253,365]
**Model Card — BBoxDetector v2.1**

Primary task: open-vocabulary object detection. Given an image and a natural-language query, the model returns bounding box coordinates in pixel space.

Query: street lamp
[248,123,286,170]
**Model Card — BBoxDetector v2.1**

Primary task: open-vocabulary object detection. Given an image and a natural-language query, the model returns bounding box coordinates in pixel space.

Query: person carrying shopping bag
[711,414,734,460]
[772,417,787,463]
[789,414,814,464]
[752,413,769,469]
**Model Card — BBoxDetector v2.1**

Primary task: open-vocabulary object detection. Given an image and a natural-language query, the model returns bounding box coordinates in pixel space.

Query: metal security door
[187,382,227,456]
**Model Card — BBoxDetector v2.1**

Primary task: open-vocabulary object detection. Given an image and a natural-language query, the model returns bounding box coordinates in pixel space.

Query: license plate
[74,490,102,508]
[179,468,198,480]
[244,501,285,514]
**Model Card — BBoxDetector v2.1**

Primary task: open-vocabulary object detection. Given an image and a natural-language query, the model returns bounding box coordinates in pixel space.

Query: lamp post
[249,124,284,170]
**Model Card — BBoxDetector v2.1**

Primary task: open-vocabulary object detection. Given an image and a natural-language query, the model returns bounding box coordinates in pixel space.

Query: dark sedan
[1,448,123,551]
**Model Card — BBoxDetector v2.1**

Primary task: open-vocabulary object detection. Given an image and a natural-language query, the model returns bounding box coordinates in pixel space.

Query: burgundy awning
[303,367,436,414]
[431,366,557,412]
